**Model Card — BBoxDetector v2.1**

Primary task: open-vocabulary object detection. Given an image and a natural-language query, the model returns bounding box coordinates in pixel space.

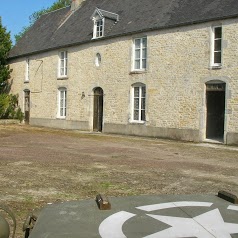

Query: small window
[95,53,101,67]
[93,18,104,39]
[58,51,68,77]
[211,26,222,67]
[58,88,67,118]
[131,84,146,122]
[25,58,29,82]
[133,37,147,71]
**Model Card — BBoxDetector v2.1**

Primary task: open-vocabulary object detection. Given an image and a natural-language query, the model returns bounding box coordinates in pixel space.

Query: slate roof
[9,0,238,59]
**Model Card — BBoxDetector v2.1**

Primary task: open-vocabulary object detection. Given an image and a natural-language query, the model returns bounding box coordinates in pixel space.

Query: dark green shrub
[0,94,24,121]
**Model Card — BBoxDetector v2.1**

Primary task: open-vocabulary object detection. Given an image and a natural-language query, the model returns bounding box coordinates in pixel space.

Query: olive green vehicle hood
[29,194,238,238]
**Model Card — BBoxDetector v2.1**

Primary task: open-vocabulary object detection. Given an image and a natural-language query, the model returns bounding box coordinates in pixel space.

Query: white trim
[132,37,147,71]
[210,26,222,67]
[91,8,119,21]
[92,17,105,39]
[130,83,146,123]
[57,87,67,119]
[90,8,104,20]
[25,58,30,82]
[58,51,68,78]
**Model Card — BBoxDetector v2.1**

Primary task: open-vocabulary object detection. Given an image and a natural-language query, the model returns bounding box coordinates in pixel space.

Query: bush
[0,94,24,121]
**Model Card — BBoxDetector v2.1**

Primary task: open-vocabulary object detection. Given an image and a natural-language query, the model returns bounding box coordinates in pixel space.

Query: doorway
[93,87,103,132]
[24,90,30,124]
[206,83,225,141]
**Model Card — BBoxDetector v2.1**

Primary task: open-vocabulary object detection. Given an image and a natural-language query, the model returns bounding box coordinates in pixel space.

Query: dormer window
[91,8,119,39]
[93,17,104,38]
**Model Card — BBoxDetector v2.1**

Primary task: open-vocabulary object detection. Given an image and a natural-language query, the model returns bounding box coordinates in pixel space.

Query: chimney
[71,0,84,11]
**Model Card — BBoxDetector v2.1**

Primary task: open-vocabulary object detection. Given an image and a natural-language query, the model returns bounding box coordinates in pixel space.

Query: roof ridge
[41,5,70,17]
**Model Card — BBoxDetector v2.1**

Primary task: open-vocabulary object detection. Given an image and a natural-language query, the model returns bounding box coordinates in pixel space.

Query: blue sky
[0,0,58,44]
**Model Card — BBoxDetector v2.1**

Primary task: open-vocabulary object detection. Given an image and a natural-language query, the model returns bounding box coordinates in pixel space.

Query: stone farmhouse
[8,0,238,145]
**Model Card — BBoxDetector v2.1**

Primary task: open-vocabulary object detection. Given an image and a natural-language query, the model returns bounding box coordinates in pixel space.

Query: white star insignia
[145,209,238,238]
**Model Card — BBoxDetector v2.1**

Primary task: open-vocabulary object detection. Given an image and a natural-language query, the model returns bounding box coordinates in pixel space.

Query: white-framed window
[131,83,146,122]
[93,18,104,39]
[25,58,30,82]
[58,88,67,118]
[211,26,222,67]
[133,37,147,71]
[58,51,68,77]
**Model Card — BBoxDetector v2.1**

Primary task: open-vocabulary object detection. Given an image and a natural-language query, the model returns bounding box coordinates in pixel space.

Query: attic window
[91,8,119,39]
[93,18,104,38]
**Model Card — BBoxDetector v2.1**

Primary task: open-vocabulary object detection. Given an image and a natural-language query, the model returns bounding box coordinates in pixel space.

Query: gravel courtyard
[0,124,238,237]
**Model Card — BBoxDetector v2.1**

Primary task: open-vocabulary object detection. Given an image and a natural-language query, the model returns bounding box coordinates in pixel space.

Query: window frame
[95,53,102,67]
[132,37,147,71]
[57,88,67,119]
[210,26,222,67]
[58,51,68,78]
[130,83,146,123]
[93,17,105,39]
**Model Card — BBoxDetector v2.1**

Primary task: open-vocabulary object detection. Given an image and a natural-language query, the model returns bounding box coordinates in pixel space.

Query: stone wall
[0,120,20,125]
[9,18,238,144]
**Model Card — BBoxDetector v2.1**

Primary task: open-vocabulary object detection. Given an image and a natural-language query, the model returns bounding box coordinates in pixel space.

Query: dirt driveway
[0,125,238,237]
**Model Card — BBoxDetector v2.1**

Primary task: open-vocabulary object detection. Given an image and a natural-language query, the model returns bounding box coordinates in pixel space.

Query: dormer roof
[91,8,119,22]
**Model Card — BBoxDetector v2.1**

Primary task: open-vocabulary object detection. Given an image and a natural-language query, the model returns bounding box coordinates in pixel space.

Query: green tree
[14,26,31,43]
[0,94,24,121]
[0,17,12,93]
[15,0,71,43]
[0,18,23,121]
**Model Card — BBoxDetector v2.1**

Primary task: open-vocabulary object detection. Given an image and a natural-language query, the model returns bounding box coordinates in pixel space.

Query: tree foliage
[0,94,24,121]
[14,26,31,43]
[15,0,71,43]
[0,17,12,93]
[0,18,23,121]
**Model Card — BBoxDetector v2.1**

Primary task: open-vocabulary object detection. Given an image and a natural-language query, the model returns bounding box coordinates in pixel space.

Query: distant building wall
[9,18,238,144]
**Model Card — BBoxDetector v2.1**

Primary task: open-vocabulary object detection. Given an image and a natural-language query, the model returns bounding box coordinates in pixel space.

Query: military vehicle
[1,191,238,238]
[0,204,16,238]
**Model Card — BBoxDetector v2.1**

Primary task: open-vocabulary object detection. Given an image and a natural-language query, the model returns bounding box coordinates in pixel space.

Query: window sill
[129,120,146,125]
[24,80,29,83]
[57,76,68,80]
[129,70,147,75]
[57,117,66,120]
[209,65,222,70]
[92,36,104,40]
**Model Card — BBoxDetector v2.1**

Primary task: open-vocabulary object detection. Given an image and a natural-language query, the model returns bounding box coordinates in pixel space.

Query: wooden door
[93,88,103,132]
[206,84,225,141]
[24,91,30,124]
